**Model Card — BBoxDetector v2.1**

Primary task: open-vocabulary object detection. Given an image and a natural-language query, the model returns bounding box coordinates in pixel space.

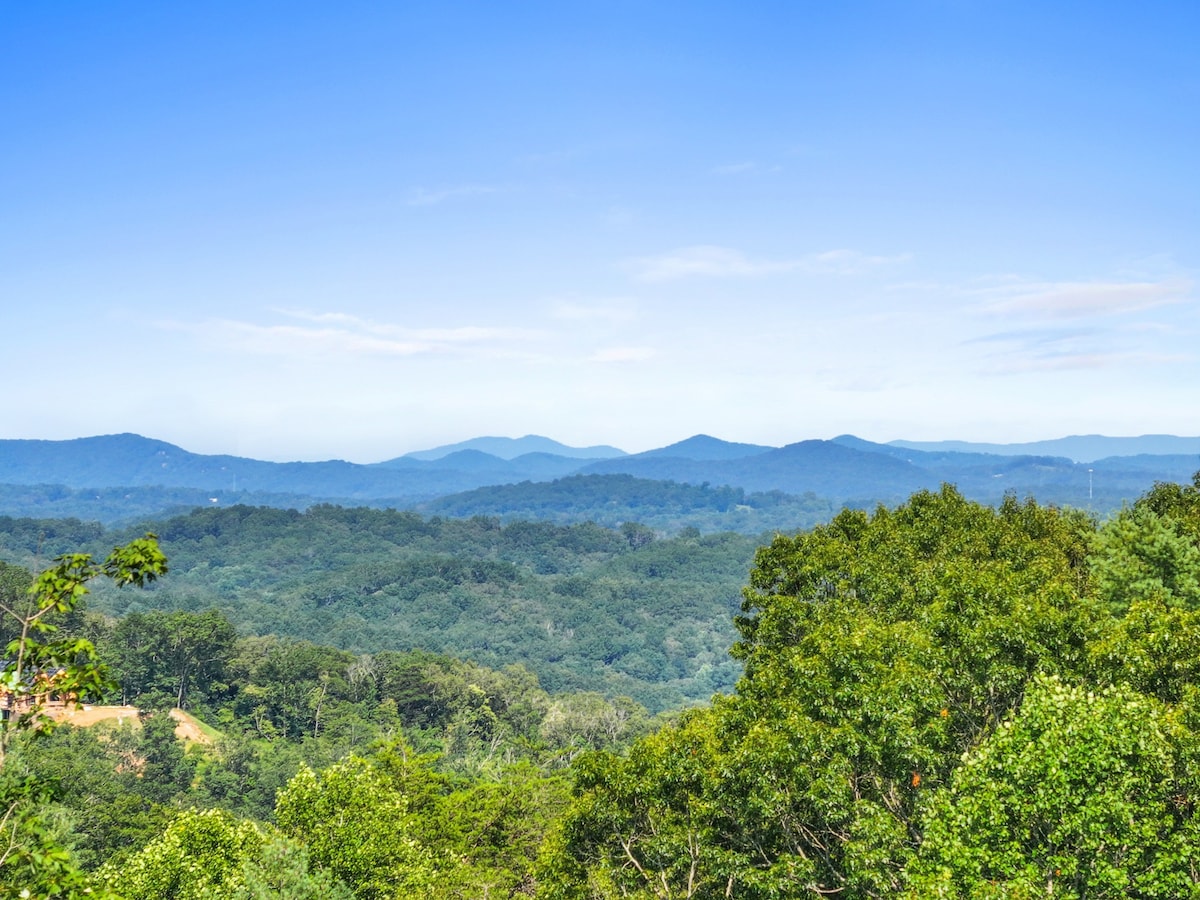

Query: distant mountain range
[397,435,626,462]
[0,432,1196,529]
[887,434,1200,463]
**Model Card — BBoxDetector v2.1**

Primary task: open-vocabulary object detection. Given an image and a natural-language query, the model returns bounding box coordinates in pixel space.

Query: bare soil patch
[44,704,214,744]
[169,708,213,744]
[47,704,140,728]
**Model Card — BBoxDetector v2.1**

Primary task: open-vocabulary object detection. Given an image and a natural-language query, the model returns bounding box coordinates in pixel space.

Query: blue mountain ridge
[0,433,1195,524]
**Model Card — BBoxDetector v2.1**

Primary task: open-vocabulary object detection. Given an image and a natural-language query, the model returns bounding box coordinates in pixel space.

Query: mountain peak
[636,434,774,461]
[399,435,627,462]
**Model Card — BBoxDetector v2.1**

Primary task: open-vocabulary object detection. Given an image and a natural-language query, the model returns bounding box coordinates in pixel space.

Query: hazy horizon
[3,428,1199,467]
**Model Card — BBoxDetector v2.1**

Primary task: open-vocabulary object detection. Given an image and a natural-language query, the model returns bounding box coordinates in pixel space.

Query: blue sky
[2,2,1197,461]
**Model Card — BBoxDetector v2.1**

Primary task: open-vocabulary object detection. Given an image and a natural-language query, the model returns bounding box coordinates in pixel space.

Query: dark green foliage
[0,559,33,646]
[234,831,356,900]
[4,723,173,870]
[138,711,199,803]
[421,474,836,534]
[37,505,762,710]
[0,771,122,900]
[0,515,106,563]
[108,608,238,709]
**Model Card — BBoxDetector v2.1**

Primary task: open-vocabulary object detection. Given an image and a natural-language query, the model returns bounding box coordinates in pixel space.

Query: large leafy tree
[274,746,443,899]
[1090,506,1200,613]
[107,607,237,710]
[907,675,1200,898]
[543,488,1103,898]
[97,806,356,900]
[276,737,568,898]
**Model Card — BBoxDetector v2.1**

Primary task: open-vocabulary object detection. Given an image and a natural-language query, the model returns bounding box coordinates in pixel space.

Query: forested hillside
[5,473,1200,898]
[0,506,761,710]
[418,474,837,534]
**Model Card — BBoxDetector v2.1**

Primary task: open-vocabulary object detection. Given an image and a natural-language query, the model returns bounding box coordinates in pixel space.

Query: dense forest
[4,473,1200,897]
[0,507,762,710]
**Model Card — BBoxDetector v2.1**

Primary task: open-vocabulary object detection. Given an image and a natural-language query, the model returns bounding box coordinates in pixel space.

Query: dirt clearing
[45,704,215,744]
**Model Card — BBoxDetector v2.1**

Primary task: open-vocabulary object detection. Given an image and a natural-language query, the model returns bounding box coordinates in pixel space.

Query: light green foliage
[1088,596,1200,702]
[1135,473,1200,535]
[435,763,571,898]
[732,490,1098,893]
[275,738,569,899]
[539,692,650,764]
[274,752,440,899]
[106,813,353,900]
[99,808,263,900]
[907,675,1200,898]
[540,710,738,899]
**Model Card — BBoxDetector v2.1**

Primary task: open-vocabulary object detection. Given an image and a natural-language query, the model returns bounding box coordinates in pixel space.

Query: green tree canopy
[543,488,1107,898]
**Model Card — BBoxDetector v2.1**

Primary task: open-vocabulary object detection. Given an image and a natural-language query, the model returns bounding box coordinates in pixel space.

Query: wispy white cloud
[164,310,546,359]
[274,309,541,342]
[406,184,500,206]
[550,300,637,325]
[983,349,1191,374]
[966,326,1100,347]
[626,245,909,282]
[217,321,434,356]
[979,278,1190,318]
[959,274,1196,374]
[965,319,1193,375]
[803,249,913,275]
[628,245,788,281]
[589,346,655,363]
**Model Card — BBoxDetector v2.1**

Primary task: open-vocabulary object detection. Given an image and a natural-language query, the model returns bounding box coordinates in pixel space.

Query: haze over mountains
[399,435,627,461]
[889,434,1200,463]
[0,432,1196,530]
